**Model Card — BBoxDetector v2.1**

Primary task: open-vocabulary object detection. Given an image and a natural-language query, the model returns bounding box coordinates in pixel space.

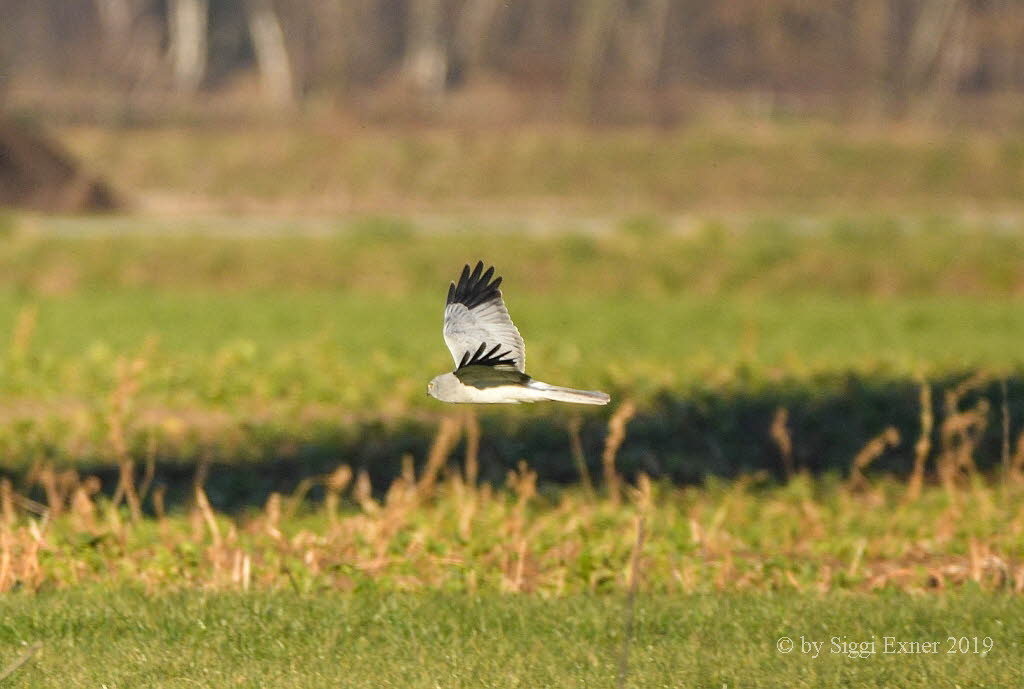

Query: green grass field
[1,590,1021,688]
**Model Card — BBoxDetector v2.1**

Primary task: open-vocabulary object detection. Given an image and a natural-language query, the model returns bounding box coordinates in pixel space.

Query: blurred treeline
[2,0,1024,123]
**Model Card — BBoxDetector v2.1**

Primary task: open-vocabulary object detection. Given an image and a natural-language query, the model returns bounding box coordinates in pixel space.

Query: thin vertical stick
[906,382,934,502]
[847,427,900,491]
[417,416,462,499]
[195,486,221,547]
[0,642,43,683]
[770,407,794,480]
[603,402,636,505]
[617,516,645,689]
[137,430,158,502]
[0,479,15,526]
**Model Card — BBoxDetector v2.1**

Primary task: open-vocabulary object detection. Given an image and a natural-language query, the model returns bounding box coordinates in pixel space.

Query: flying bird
[427,262,610,405]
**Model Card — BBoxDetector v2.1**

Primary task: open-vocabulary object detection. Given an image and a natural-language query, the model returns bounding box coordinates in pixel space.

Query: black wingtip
[447,261,503,309]
[457,341,517,369]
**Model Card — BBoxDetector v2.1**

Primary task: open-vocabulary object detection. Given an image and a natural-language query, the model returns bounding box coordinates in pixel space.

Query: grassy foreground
[0,590,1020,687]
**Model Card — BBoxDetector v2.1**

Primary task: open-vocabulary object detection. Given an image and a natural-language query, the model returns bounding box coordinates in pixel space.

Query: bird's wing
[443,261,527,373]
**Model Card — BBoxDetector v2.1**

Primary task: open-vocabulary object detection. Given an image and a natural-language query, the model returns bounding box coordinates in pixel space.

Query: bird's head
[427,373,457,401]
[426,375,441,400]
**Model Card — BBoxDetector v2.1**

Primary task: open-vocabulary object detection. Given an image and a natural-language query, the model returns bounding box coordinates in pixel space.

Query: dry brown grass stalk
[285,477,317,519]
[34,464,62,517]
[70,476,99,532]
[0,479,15,526]
[324,465,353,522]
[770,407,795,479]
[939,396,989,497]
[417,415,462,499]
[603,401,636,504]
[138,431,158,501]
[263,492,283,539]
[628,472,653,515]
[109,356,147,523]
[354,470,379,514]
[847,427,900,491]
[906,382,934,502]
[195,486,222,547]
[509,461,537,514]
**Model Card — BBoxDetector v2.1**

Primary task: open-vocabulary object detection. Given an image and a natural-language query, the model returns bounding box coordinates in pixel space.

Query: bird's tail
[527,380,610,405]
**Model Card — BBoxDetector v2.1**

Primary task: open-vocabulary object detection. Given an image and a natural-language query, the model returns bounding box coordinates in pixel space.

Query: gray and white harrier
[427,262,610,405]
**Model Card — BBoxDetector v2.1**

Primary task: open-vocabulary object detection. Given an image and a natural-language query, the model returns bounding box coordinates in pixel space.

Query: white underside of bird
[427,262,610,406]
[429,373,609,405]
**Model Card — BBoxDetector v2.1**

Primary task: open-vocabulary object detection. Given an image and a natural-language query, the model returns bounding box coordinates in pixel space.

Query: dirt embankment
[0,119,118,212]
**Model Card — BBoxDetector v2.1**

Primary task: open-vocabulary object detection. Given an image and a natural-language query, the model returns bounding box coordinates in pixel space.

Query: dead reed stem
[35,465,62,518]
[70,477,99,532]
[264,493,282,539]
[194,486,221,547]
[285,477,316,519]
[354,470,379,514]
[505,460,538,545]
[847,427,900,491]
[324,465,353,522]
[939,395,989,499]
[906,382,934,502]
[770,407,795,479]
[0,533,10,591]
[192,450,212,493]
[109,356,146,523]
[603,401,636,505]
[417,415,462,500]
[0,479,14,526]
[137,431,158,502]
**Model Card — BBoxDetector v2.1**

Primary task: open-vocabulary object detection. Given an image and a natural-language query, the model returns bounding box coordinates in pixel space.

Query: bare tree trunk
[455,0,504,76]
[310,0,349,93]
[621,0,671,88]
[406,0,448,102]
[570,0,623,119]
[918,0,972,119]
[95,0,132,40]
[904,0,960,88]
[168,0,208,93]
[853,0,891,115]
[246,0,296,108]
